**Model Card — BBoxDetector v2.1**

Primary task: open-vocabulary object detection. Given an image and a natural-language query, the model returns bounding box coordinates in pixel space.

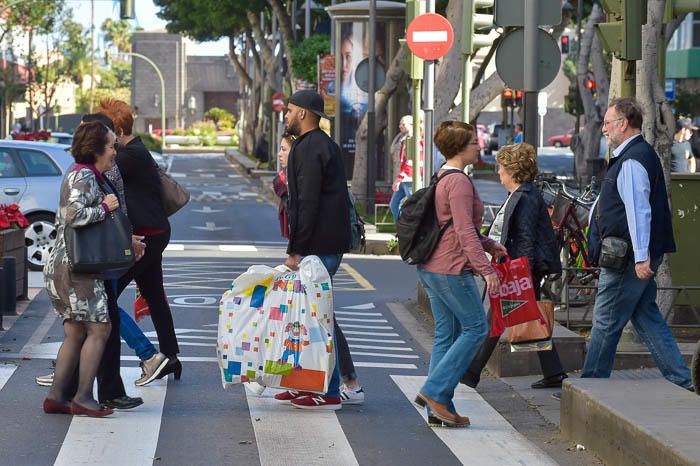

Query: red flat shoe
[70,401,114,417]
[43,398,72,415]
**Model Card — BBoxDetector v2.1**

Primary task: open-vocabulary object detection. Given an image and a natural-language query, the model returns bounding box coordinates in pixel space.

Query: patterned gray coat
[44,167,110,323]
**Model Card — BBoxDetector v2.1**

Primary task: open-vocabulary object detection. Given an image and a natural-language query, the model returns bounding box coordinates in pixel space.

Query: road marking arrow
[192,222,230,231]
[192,206,223,213]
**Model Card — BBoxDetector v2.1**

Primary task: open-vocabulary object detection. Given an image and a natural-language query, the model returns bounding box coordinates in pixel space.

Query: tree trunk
[27,28,35,131]
[351,45,409,203]
[228,36,252,89]
[570,4,606,183]
[433,0,465,124]
[637,0,677,314]
[267,0,295,91]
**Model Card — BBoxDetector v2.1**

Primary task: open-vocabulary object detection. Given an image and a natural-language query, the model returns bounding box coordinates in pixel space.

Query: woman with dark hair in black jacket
[98,98,181,381]
[461,143,568,390]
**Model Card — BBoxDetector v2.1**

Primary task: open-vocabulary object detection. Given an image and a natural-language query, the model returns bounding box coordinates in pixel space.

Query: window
[17,149,61,176]
[0,150,21,178]
[693,13,700,48]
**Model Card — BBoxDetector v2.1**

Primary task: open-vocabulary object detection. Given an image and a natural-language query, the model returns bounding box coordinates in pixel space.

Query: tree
[0,59,26,137]
[60,18,90,86]
[101,18,132,53]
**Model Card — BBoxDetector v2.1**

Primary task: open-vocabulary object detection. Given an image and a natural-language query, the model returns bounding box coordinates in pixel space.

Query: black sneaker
[531,373,568,389]
[102,395,144,410]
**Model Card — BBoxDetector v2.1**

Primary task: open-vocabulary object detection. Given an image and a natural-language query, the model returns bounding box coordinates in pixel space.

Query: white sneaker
[340,385,365,405]
[245,381,266,396]
[35,371,54,387]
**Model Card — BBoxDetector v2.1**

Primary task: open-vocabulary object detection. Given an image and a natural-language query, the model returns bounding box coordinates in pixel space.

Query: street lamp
[119,51,166,154]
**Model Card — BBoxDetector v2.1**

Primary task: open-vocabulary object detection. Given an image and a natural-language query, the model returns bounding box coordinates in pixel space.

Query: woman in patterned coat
[43,121,120,417]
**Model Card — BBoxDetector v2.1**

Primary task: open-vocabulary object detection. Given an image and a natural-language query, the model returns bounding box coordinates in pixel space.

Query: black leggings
[117,230,179,358]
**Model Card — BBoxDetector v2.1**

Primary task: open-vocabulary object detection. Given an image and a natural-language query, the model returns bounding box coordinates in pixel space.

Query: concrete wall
[131,31,188,133]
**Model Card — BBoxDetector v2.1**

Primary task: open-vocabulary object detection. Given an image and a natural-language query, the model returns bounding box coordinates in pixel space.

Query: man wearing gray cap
[671,117,697,173]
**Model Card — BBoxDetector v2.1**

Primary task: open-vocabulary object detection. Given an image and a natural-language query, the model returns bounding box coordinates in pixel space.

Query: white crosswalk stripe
[392,375,558,466]
[54,367,167,466]
[0,364,17,391]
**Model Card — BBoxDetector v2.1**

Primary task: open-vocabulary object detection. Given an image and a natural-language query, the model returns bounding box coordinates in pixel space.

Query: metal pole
[305,0,311,39]
[330,0,337,54]
[423,0,436,184]
[461,55,471,124]
[412,78,423,189]
[523,0,539,148]
[127,52,166,153]
[366,0,377,214]
[292,0,298,41]
[89,0,95,112]
[575,0,583,135]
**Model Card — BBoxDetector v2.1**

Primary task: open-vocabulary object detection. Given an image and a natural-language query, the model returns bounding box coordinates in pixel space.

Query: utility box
[670,174,700,310]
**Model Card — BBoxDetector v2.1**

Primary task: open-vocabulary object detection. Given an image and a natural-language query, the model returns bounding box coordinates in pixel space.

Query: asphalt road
[0,153,598,466]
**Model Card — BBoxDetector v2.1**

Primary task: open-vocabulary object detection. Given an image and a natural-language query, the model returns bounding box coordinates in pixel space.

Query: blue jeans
[417,269,488,405]
[316,254,343,398]
[582,257,692,389]
[111,280,158,362]
[389,182,413,224]
[119,307,158,361]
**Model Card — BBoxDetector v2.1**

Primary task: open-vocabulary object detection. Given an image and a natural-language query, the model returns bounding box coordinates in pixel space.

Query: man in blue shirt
[580,98,692,391]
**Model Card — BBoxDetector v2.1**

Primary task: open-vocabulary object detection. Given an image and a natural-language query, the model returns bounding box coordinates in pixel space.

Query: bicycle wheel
[692,339,700,394]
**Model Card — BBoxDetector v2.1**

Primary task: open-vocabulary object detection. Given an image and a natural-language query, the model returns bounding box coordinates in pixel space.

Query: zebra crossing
[0,362,558,466]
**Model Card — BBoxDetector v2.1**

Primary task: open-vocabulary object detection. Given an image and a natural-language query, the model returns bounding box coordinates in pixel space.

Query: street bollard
[0,265,3,329]
[2,256,17,316]
[20,246,29,301]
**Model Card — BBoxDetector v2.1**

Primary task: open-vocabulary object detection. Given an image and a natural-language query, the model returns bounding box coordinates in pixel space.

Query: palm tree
[101,18,132,53]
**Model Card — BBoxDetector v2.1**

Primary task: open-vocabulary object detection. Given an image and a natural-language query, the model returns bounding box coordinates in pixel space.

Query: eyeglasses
[603,117,623,127]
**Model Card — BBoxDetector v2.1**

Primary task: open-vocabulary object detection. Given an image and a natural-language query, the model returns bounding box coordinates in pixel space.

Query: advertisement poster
[339,21,386,177]
[318,54,336,117]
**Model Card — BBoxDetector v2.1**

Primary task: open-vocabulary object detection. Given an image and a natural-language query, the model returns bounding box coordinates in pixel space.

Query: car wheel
[24,213,57,271]
[554,141,563,148]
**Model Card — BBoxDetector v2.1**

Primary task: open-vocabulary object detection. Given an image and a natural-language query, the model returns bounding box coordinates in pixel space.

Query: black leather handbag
[65,181,135,274]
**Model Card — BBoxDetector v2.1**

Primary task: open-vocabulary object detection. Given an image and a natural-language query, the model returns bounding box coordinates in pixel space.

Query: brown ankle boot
[416,393,470,427]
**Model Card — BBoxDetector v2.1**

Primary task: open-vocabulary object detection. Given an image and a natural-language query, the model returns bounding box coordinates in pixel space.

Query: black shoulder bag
[595,198,631,272]
[65,179,135,275]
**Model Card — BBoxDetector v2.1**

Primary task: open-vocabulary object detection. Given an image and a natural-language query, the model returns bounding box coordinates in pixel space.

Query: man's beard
[287,120,301,136]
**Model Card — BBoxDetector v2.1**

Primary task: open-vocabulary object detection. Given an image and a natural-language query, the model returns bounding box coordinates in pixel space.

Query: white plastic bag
[217,256,336,394]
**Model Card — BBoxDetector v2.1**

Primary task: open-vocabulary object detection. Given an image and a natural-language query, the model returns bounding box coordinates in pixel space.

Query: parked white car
[0,141,74,270]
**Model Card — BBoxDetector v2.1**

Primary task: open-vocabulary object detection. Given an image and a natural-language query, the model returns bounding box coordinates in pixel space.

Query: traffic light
[120,0,135,19]
[564,85,583,116]
[462,0,499,55]
[595,0,646,60]
[402,0,425,80]
[502,88,514,107]
[586,78,597,95]
[515,90,523,107]
[560,35,570,54]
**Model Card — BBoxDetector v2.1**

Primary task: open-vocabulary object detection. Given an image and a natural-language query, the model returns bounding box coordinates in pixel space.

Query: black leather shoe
[531,373,568,389]
[102,395,144,410]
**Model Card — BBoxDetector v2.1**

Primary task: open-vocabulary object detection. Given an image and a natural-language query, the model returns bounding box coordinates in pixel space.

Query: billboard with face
[338,21,386,177]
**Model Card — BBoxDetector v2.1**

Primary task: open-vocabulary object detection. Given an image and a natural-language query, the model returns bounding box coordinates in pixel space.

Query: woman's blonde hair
[496,143,538,183]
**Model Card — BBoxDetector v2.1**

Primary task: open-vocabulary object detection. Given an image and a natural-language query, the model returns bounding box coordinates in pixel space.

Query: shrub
[290,34,330,84]
[135,132,161,151]
[172,128,186,136]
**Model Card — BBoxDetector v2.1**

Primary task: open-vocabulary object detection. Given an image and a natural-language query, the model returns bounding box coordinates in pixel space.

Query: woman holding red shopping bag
[413,121,507,428]
[460,143,568,390]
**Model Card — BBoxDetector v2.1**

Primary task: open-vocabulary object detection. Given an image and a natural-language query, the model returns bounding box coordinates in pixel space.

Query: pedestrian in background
[671,117,697,173]
[277,90,364,409]
[414,121,506,427]
[43,121,120,417]
[579,98,692,393]
[390,114,423,224]
[272,132,294,239]
[98,98,182,382]
[461,143,568,390]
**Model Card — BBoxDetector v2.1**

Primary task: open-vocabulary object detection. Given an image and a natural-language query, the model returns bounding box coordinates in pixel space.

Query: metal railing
[556,266,700,329]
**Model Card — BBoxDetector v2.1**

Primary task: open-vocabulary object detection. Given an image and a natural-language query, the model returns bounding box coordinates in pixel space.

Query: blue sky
[67,0,228,56]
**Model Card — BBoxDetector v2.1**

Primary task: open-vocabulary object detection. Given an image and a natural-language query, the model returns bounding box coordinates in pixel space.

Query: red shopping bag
[488,256,541,337]
[134,285,151,323]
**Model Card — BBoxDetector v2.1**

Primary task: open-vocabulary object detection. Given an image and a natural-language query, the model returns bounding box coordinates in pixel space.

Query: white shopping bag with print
[217,256,335,394]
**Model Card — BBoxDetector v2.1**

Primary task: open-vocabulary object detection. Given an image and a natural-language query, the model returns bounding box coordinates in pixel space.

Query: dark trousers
[117,230,179,357]
[462,273,565,386]
[66,280,126,403]
[334,320,357,383]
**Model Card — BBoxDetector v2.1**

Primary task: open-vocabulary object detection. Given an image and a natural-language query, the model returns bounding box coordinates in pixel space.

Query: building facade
[667,13,700,93]
[131,31,240,133]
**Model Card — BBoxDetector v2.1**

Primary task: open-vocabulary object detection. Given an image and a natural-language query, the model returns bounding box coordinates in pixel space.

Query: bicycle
[535,175,599,306]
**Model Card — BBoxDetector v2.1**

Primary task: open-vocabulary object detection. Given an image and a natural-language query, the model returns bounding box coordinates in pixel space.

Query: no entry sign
[271,92,286,112]
[406,13,454,61]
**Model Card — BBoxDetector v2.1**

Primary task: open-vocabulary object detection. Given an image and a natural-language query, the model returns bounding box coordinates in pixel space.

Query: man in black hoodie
[277,90,356,410]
